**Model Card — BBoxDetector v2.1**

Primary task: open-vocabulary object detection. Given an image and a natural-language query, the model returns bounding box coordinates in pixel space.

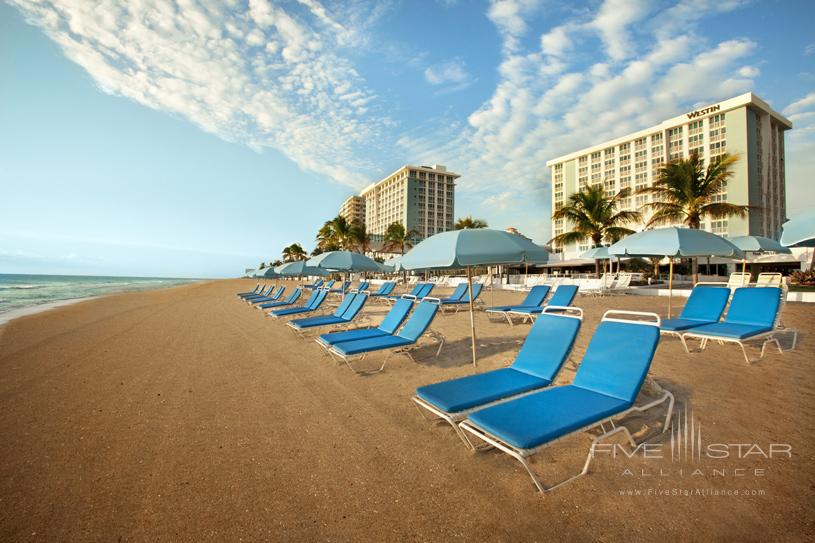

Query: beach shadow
[412,335,525,369]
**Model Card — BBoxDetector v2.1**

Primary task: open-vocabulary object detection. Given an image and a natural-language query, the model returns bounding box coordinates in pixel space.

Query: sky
[1,0,814,278]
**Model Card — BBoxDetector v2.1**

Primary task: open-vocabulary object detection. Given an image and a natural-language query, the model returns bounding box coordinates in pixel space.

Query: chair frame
[457,310,674,493]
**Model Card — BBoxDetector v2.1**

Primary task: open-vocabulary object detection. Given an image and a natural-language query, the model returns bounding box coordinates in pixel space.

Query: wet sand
[0,279,812,541]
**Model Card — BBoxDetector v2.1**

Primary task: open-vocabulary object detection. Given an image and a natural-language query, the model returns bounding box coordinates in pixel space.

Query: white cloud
[589,0,652,61]
[423,58,474,93]
[784,93,815,115]
[10,0,391,190]
[397,1,763,243]
[424,59,470,85]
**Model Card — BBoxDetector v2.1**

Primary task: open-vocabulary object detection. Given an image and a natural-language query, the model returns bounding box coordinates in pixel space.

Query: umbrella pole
[524,263,528,288]
[467,266,477,368]
[668,259,674,319]
[742,257,747,278]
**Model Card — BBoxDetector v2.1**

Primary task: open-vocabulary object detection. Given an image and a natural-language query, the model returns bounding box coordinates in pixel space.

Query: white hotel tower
[547,93,792,259]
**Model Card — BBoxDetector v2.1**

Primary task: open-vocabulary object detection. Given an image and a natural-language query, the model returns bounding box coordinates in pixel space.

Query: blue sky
[1,0,814,278]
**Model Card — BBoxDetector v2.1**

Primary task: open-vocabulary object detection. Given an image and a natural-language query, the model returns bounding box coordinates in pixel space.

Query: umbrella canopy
[401,229,551,368]
[244,269,257,278]
[275,261,327,277]
[729,235,793,277]
[729,235,791,254]
[252,268,268,278]
[400,229,549,270]
[306,251,383,272]
[260,267,280,278]
[609,227,741,318]
[608,227,742,258]
[382,255,404,273]
[780,211,815,248]
[580,246,612,260]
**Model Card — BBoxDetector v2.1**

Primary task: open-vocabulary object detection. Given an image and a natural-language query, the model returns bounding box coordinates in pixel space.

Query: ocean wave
[0,284,47,290]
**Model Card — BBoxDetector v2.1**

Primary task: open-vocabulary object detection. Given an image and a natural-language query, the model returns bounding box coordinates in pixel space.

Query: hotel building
[339,195,366,225]
[360,164,459,243]
[546,92,792,259]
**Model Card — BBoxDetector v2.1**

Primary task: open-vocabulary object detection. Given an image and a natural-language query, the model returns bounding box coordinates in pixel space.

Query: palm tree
[282,243,307,262]
[316,215,353,252]
[271,259,283,267]
[454,215,488,229]
[550,185,640,276]
[637,152,748,283]
[315,217,345,253]
[382,221,417,255]
[349,220,371,254]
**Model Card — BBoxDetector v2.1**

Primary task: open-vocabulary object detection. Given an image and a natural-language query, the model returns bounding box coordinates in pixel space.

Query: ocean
[0,273,199,319]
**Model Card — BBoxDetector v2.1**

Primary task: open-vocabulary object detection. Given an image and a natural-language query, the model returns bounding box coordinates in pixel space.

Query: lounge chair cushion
[485,286,550,313]
[725,287,781,328]
[331,335,413,355]
[660,318,714,332]
[417,368,549,413]
[290,316,345,330]
[569,321,658,404]
[685,322,773,339]
[547,285,579,307]
[317,328,389,347]
[678,286,730,322]
[467,386,629,450]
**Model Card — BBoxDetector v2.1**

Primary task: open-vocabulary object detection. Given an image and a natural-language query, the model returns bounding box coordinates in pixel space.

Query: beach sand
[0,279,812,541]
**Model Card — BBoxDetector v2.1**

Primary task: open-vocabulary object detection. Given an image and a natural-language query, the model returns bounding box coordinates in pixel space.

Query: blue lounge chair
[368,282,396,299]
[304,279,324,290]
[414,307,583,443]
[485,285,551,325]
[440,283,483,313]
[351,281,370,293]
[248,286,286,305]
[329,300,444,373]
[320,279,336,291]
[439,283,468,303]
[681,287,789,364]
[508,285,579,323]
[659,286,731,338]
[382,282,429,305]
[458,310,673,493]
[288,293,368,333]
[316,297,414,352]
[329,281,351,294]
[241,284,274,300]
[268,289,327,318]
[256,288,301,310]
[237,283,261,297]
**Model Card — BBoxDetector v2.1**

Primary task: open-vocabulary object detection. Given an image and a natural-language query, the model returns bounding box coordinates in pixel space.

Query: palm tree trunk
[594,259,600,278]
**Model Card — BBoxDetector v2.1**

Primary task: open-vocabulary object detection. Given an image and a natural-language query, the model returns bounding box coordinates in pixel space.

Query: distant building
[361,164,459,242]
[546,92,792,259]
[339,195,365,225]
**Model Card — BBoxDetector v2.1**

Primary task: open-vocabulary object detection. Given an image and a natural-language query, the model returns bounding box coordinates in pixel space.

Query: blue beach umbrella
[382,256,404,273]
[780,211,815,270]
[401,229,551,367]
[729,235,792,275]
[260,267,280,278]
[580,246,612,260]
[609,227,742,317]
[275,261,327,277]
[306,251,383,299]
[306,251,383,272]
[780,210,815,248]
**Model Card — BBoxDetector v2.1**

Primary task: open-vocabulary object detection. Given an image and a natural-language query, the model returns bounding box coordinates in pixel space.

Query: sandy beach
[0,279,812,541]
